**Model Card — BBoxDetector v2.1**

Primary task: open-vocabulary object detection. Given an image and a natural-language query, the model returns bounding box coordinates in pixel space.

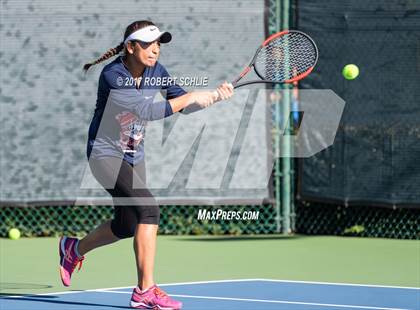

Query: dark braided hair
[83,20,156,72]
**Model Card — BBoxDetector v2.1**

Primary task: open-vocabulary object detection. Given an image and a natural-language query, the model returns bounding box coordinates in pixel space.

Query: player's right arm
[170,82,233,113]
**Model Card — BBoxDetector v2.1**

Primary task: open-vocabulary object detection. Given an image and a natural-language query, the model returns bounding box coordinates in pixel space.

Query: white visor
[124,25,172,45]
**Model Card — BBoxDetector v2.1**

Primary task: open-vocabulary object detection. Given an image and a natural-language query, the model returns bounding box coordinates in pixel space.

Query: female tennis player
[59,20,233,309]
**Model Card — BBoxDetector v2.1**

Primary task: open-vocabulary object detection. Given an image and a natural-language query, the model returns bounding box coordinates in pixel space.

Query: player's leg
[77,157,126,255]
[59,157,128,286]
[77,220,119,255]
[78,157,136,255]
[130,222,182,310]
[128,163,182,309]
[60,219,120,286]
[84,158,161,289]
[134,223,158,290]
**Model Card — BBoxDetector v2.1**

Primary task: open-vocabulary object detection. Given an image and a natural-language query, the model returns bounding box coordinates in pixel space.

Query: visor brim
[158,32,172,44]
[138,31,172,44]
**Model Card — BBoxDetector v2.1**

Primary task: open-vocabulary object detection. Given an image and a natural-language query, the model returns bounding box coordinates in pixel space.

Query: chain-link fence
[296,201,420,240]
[0,205,278,238]
[1,203,418,239]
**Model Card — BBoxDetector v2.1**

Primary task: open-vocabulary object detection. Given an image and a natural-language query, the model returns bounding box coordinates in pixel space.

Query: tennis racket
[214,30,318,98]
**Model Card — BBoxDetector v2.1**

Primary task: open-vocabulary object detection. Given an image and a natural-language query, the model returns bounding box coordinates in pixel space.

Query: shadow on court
[0,283,55,297]
[0,283,53,290]
[0,294,57,298]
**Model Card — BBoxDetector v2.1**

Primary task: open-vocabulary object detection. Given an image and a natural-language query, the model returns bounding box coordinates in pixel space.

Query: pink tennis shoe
[59,236,84,287]
[130,285,182,309]
[59,237,181,309]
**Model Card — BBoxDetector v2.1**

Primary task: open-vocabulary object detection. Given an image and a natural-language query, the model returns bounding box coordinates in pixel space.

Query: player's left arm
[160,66,187,100]
[159,66,194,114]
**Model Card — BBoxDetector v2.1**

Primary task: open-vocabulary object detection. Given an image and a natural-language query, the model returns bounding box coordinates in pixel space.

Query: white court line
[96,278,420,290]
[3,278,419,299]
[100,290,410,310]
[250,279,420,291]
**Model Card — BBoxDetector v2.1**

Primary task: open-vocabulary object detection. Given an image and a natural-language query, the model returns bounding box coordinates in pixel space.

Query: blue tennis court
[2,279,418,310]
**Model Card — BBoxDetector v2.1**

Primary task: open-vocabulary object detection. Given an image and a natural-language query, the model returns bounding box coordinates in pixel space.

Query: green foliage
[344,225,365,235]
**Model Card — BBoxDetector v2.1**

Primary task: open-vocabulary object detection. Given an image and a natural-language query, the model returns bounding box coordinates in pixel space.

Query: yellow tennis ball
[342,64,359,80]
[8,228,21,240]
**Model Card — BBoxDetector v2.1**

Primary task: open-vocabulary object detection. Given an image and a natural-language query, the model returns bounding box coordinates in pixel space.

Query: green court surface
[1,235,419,296]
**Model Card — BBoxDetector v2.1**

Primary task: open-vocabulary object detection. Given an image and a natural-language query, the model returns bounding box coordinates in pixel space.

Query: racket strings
[255,32,317,82]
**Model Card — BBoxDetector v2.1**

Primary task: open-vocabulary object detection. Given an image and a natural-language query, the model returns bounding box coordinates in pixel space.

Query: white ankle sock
[138,285,153,294]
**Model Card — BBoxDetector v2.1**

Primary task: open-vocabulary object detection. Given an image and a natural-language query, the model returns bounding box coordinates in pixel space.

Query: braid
[83,42,124,72]
[83,20,155,72]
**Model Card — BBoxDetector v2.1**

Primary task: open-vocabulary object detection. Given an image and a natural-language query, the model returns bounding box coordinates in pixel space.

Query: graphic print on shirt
[115,111,147,153]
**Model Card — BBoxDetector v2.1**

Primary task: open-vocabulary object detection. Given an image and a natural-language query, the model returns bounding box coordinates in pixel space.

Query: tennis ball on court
[342,64,359,80]
[8,228,21,240]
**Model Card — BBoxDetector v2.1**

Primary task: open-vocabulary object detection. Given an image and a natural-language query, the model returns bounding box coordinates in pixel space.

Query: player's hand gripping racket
[213,30,318,99]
